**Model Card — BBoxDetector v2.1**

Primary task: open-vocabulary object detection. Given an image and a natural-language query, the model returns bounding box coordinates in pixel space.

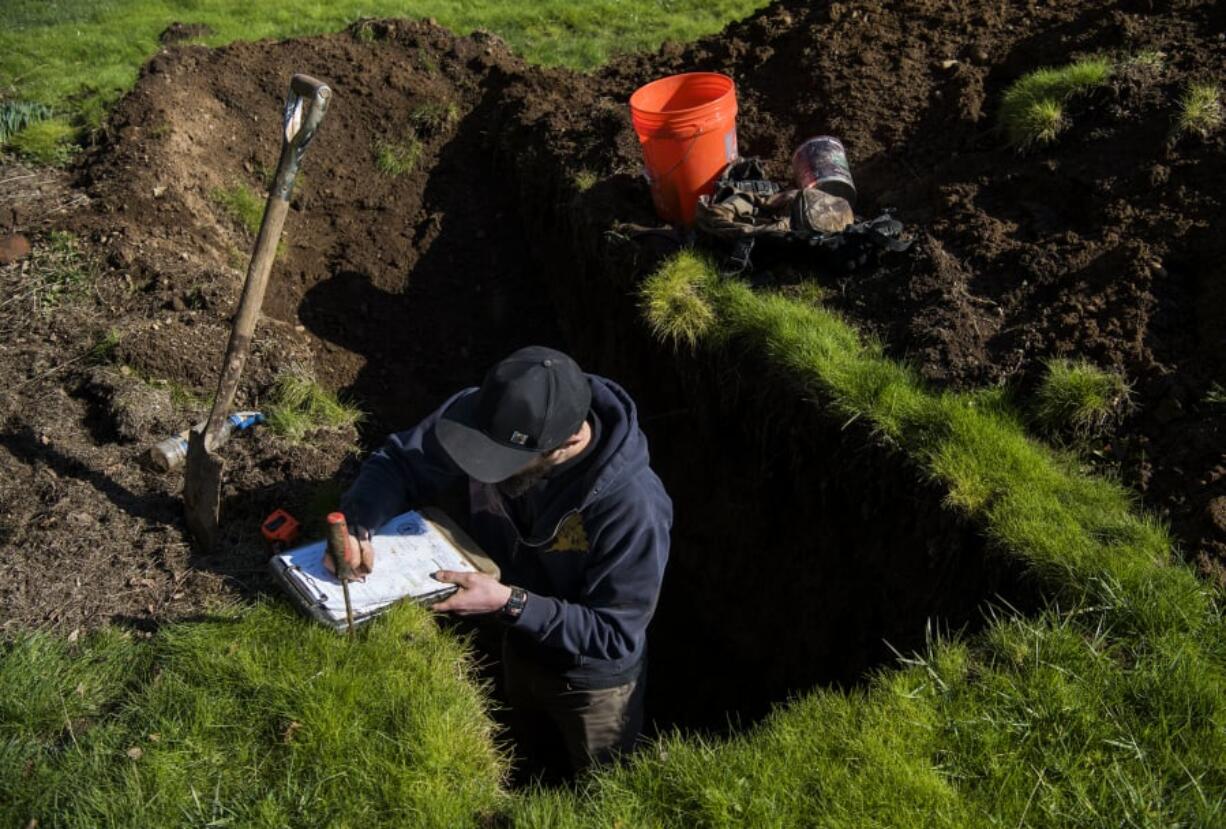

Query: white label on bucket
[724,129,738,163]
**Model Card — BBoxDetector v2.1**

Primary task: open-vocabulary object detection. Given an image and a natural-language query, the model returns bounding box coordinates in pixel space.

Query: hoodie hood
[508,374,648,547]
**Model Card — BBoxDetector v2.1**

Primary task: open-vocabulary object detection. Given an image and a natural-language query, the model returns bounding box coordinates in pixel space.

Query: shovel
[185,74,332,551]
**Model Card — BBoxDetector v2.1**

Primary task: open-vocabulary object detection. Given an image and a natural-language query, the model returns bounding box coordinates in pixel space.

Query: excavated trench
[75,20,1036,752]
[266,63,1030,734]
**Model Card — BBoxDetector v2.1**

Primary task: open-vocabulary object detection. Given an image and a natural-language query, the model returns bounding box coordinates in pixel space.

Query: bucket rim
[629,71,736,119]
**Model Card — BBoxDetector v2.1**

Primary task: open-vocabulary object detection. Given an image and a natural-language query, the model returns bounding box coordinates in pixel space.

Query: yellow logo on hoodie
[550,514,589,553]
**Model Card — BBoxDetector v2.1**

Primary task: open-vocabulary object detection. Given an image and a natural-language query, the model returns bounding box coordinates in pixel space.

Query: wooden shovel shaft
[184,74,330,552]
[199,73,332,448]
[199,195,290,446]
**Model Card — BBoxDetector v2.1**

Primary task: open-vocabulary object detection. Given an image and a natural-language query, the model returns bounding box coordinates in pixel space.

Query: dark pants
[502,638,645,779]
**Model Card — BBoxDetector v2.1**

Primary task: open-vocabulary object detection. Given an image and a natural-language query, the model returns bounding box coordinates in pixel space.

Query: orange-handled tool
[326,512,355,637]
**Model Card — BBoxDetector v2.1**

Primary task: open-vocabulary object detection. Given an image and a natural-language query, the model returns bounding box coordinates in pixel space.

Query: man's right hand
[323,523,374,577]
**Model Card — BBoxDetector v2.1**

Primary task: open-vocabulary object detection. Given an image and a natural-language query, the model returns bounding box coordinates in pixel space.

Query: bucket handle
[646,126,708,186]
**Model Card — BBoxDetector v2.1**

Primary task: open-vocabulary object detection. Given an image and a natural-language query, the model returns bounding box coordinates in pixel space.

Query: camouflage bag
[693,158,911,277]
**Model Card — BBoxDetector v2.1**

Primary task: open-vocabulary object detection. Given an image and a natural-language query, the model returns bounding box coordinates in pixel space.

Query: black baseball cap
[435,346,592,483]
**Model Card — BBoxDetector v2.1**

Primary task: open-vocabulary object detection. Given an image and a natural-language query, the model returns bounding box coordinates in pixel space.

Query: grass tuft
[572,169,598,191]
[999,57,1112,147]
[210,183,265,236]
[1176,82,1222,138]
[640,250,718,349]
[5,117,76,165]
[1033,357,1131,438]
[409,100,461,135]
[375,137,423,177]
[265,368,362,441]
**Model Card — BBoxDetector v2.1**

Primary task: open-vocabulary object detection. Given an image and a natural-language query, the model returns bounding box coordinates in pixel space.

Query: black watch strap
[501,586,527,621]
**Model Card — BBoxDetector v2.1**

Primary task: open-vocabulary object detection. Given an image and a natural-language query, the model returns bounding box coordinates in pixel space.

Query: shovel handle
[274,74,332,200]
[199,74,332,446]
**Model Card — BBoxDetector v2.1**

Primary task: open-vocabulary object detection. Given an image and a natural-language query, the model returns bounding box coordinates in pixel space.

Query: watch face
[503,587,526,618]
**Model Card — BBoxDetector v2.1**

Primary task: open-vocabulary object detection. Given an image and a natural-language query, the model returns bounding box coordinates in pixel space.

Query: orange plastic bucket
[629,72,738,225]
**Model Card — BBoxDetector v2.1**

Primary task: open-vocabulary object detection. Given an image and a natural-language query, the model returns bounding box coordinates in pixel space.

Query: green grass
[999,57,1112,147]
[0,0,767,134]
[1033,357,1131,438]
[641,249,718,349]
[572,168,599,191]
[410,99,461,135]
[375,137,424,177]
[211,183,292,257]
[0,602,505,828]
[5,118,77,165]
[266,368,363,441]
[1176,82,1222,138]
[210,183,266,236]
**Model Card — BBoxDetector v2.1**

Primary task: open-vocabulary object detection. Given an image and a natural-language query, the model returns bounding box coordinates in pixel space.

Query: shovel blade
[184,427,224,552]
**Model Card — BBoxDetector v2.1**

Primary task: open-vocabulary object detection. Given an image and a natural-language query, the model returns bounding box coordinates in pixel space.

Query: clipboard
[269,507,499,631]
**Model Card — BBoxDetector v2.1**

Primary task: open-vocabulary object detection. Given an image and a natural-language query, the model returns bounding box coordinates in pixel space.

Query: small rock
[0,233,31,265]
[970,46,990,64]
[126,746,144,761]
[67,628,80,643]
[939,59,959,70]
[152,185,167,198]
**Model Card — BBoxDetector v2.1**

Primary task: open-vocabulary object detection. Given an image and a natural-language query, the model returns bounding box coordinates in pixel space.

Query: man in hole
[339,345,672,775]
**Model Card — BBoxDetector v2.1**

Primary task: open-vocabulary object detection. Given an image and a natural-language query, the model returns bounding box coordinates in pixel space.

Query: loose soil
[0,0,1222,735]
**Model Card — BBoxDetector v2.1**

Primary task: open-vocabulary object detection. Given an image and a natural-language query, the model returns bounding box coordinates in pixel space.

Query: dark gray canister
[791,136,856,205]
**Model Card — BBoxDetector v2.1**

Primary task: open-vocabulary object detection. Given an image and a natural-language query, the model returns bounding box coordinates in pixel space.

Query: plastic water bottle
[146,411,265,472]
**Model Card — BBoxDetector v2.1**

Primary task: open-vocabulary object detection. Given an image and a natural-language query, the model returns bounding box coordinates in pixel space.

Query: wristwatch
[501,586,527,621]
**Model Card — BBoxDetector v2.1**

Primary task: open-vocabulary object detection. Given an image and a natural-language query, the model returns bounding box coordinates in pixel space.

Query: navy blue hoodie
[340,375,672,689]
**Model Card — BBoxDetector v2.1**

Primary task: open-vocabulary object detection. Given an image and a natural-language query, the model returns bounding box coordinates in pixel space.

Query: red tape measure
[261,509,301,552]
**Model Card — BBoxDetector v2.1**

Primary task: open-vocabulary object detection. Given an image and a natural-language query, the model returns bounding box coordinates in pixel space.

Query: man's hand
[431,571,512,616]
[323,524,373,578]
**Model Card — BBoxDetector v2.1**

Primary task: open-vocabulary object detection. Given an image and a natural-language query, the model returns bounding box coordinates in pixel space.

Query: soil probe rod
[183,74,331,551]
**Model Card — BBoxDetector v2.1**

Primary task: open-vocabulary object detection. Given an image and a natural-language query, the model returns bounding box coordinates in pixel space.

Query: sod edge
[639,251,1213,634]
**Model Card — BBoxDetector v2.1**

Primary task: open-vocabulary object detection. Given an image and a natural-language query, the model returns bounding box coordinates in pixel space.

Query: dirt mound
[514,0,1226,581]
[693,0,1226,581]
[0,20,570,632]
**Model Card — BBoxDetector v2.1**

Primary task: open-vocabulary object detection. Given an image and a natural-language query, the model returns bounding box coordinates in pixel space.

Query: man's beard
[497,463,550,498]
